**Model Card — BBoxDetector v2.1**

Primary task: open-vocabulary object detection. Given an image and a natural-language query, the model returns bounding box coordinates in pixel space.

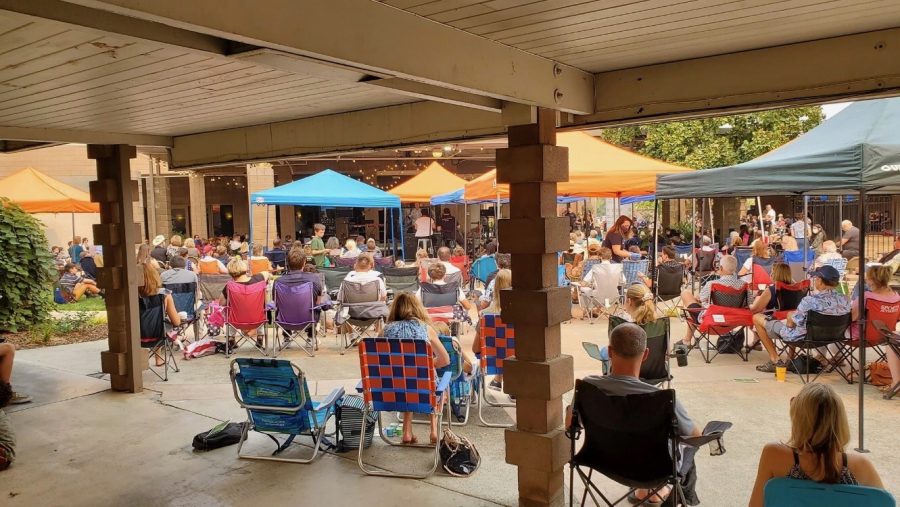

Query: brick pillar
[498,109,574,507]
[275,165,296,239]
[247,162,277,247]
[88,145,143,393]
[152,168,172,237]
[188,173,208,238]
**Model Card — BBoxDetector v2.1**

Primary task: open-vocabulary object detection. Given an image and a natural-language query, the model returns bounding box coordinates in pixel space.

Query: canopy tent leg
[708,198,715,245]
[839,195,843,236]
[691,198,696,291]
[756,196,765,237]
[462,203,467,255]
[248,201,255,274]
[855,189,869,454]
[71,212,75,241]
[652,199,659,300]
[383,207,387,246]
[397,206,405,261]
[265,205,269,250]
[803,195,810,271]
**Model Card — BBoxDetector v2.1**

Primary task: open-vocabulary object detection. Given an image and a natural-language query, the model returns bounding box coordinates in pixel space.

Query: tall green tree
[0,198,55,332]
[601,106,824,169]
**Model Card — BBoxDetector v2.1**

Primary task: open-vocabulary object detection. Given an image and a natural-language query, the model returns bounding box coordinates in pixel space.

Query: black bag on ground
[336,395,376,452]
[715,331,744,354]
[788,354,823,374]
[439,428,480,477]
[192,421,243,451]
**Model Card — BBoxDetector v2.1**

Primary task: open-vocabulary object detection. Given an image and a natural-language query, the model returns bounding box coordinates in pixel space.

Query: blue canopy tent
[249,169,405,259]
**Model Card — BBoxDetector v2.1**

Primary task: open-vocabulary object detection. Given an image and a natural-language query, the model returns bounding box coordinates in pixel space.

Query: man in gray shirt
[840,220,860,260]
[160,256,198,286]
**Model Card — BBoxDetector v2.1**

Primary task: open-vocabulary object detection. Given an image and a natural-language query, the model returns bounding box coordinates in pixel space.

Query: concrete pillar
[133,176,147,241]
[188,173,208,238]
[498,109,574,507]
[88,145,143,393]
[275,166,296,240]
[247,162,277,247]
[151,161,172,237]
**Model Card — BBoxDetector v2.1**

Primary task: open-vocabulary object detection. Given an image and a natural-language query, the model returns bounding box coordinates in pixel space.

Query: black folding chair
[567,380,731,507]
[605,316,671,387]
[655,263,684,318]
[321,266,352,299]
[791,311,852,384]
[382,266,420,297]
[139,294,179,381]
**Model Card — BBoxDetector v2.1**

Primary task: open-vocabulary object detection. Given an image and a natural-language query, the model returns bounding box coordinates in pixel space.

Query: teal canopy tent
[249,169,404,258]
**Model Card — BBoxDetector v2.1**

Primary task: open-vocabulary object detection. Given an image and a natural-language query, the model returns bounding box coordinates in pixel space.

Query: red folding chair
[683,283,751,363]
[846,295,900,383]
[224,280,268,356]
[478,313,516,427]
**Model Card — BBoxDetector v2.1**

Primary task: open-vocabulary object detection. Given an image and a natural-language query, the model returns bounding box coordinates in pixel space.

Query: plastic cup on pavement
[775,364,787,382]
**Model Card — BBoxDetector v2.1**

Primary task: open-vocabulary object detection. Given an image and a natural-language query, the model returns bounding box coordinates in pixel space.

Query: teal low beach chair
[230,358,344,463]
[764,477,895,506]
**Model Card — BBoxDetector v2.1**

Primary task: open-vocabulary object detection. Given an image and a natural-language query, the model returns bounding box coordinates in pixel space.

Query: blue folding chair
[783,249,816,283]
[622,259,649,287]
[230,358,343,464]
[470,255,498,289]
[764,477,895,506]
[357,337,451,479]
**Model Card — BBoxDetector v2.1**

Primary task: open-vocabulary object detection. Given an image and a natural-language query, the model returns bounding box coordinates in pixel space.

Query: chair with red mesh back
[450,255,469,284]
[682,282,751,363]
[751,256,775,287]
[224,280,269,356]
[845,295,900,383]
[356,337,451,479]
[477,313,516,427]
[772,280,810,320]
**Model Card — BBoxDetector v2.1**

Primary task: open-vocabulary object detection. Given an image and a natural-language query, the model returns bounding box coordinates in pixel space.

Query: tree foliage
[601,106,824,169]
[0,198,55,332]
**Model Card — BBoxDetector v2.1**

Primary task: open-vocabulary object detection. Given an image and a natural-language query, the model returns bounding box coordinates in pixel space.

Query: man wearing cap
[150,235,168,264]
[752,265,850,373]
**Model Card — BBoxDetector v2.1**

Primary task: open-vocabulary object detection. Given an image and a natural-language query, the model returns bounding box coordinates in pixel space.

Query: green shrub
[0,198,55,332]
[54,311,94,334]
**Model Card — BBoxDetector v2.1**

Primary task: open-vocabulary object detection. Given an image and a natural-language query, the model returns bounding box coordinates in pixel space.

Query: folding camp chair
[449,256,469,284]
[791,311,853,384]
[567,381,731,507]
[224,280,269,356]
[733,247,752,274]
[772,280,810,320]
[336,280,387,354]
[783,249,816,283]
[682,282,751,363]
[763,477,896,507]
[320,266,352,299]
[403,335,477,426]
[198,273,231,302]
[420,281,460,308]
[610,315,671,387]
[872,320,900,400]
[655,263,684,318]
[694,249,717,288]
[230,358,343,463]
[334,257,357,268]
[674,244,693,260]
[382,266,419,298]
[164,281,202,344]
[823,257,851,295]
[264,249,287,271]
[374,255,394,270]
[139,293,179,381]
[622,259,649,287]
[845,296,899,383]
[272,280,321,357]
[444,270,463,288]
[357,337,452,479]
[477,313,516,427]
[470,255,498,290]
[751,256,775,287]
[578,263,624,324]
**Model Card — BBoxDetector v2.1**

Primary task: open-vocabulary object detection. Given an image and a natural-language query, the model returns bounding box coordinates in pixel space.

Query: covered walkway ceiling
[1,0,900,165]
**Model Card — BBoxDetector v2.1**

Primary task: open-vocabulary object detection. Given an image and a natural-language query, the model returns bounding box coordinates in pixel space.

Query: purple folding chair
[273,280,320,357]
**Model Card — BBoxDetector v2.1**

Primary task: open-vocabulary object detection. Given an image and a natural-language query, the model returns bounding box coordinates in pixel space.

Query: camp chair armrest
[237,402,305,414]
[679,420,733,448]
[314,386,345,412]
[435,371,452,396]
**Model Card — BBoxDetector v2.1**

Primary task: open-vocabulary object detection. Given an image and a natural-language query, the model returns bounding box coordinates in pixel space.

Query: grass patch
[56,297,106,312]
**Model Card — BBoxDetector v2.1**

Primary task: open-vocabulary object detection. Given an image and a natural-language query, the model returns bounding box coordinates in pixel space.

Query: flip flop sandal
[627,492,662,506]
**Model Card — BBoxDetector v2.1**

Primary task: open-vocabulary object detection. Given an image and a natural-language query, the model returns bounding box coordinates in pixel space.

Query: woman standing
[601,215,633,263]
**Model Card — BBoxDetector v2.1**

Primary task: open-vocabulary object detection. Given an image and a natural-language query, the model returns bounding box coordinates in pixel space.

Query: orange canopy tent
[388,162,468,203]
[0,167,99,213]
[464,131,693,202]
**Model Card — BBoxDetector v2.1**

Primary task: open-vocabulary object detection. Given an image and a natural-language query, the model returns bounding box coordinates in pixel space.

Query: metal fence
[794,195,896,259]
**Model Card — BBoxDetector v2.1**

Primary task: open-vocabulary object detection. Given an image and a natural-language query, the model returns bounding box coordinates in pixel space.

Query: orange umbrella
[0,167,99,213]
[464,132,693,201]
[389,162,468,203]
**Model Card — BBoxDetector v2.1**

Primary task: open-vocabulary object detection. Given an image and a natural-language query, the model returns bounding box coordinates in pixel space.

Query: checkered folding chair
[682,283,751,363]
[272,280,322,357]
[622,259,649,287]
[357,337,452,479]
[139,293,179,381]
[845,296,900,383]
[478,313,516,427]
[230,358,343,463]
[224,280,269,356]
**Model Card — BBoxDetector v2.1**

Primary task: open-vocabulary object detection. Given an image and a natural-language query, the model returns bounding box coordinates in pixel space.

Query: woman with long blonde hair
[748,383,883,506]
[738,239,770,280]
[620,284,656,325]
[383,293,450,445]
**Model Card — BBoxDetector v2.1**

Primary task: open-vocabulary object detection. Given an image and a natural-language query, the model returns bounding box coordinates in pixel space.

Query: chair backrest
[139,293,166,346]
[752,256,775,285]
[225,280,267,327]
[230,358,315,433]
[656,263,684,298]
[249,258,271,276]
[471,255,498,284]
[382,266,420,295]
[696,249,716,273]
[588,264,624,301]
[321,266,352,291]
[273,280,315,329]
[622,259,649,286]
[571,380,677,485]
[420,281,460,308]
[824,257,849,277]
[480,313,515,375]
[674,244,693,259]
[444,270,463,287]
[608,315,670,385]
[581,259,602,278]
[358,337,436,414]
[374,255,394,269]
[860,295,900,345]
[763,477,896,507]
[806,311,852,344]
[449,256,468,279]
[734,247,753,270]
[334,256,358,268]
[198,273,232,301]
[437,335,464,381]
[164,282,197,319]
[783,249,816,265]
[199,258,223,274]
[265,249,287,270]
[340,279,380,304]
[775,280,810,312]
[710,282,749,308]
